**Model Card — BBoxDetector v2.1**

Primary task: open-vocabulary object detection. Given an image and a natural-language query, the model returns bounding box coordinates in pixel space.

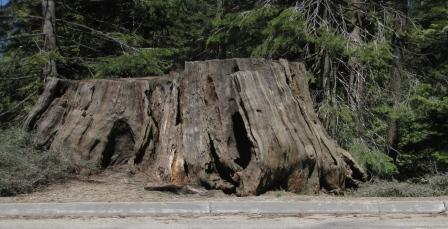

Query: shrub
[349,174,448,197]
[427,174,448,195]
[94,48,176,77]
[0,128,75,196]
[348,142,398,178]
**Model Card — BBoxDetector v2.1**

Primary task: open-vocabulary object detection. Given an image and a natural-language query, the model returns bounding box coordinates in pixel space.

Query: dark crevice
[208,134,237,193]
[345,176,358,189]
[233,77,242,93]
[205,76,218,106]
[78,118,93,144]
[285,72,291,86]
[89,139,100,153]
[101,119,135,169]
[232,112,253,169]
[134,126,153,164]
[200,180,212,190]
[232,64,240,73]
[256,170,289,195]
[54,82,69,99]
[40,130,58,150]
[144,89,151,98]
[102,143,114,169]
[205,161,214,174]
[87,139,101,160]
[319,175,329,192]
[183,161,189,177]
[207,76,214,83]
[307,160,317,179]
[175,89,182,125]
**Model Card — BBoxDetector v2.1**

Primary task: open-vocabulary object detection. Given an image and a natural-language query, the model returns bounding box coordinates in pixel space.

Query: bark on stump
[24,59,366,196]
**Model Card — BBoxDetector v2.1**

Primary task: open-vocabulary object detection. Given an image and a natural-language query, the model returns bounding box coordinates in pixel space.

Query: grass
[0,128,75,197]
[349,174,448,197]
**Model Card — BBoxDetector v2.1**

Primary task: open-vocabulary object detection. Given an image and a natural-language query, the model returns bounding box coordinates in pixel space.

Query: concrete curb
[0,201,446,217]
[0,202,210,217]
[211,201,447,215]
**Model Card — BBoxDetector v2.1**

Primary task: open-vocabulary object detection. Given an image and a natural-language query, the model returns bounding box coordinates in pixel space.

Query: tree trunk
[24,59,366,196]
[387,38,404,158]
[216,0,223,19]
[42,0,57,79]
[216,0,226,59]
[387,0,407,159]
[348,0,363,111]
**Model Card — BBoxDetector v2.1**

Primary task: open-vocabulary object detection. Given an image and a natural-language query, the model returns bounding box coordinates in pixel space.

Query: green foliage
[0,51,45,121]
[94,49,176,77]
[316,103,356,145]
[0,128,75,196]
[208,4,281,57]
[392,0,448,176]
[131,0,213,60]
[348,143,398,178]
[208,2,394,78]
[251,7,308,58]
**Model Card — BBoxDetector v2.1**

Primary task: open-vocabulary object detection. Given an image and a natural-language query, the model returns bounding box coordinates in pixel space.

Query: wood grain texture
[25,59,366,196]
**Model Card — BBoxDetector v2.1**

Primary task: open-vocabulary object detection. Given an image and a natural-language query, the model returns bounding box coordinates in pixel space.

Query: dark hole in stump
[232,112,253,169]
[102,120,135,169]
[256,169,289,195]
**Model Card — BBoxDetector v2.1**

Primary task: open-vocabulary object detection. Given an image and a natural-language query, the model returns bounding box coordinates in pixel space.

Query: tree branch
[1,75,38,80]
[0,91,38,122]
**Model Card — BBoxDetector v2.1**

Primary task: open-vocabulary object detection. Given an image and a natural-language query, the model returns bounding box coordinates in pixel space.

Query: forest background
[0,0,447,196]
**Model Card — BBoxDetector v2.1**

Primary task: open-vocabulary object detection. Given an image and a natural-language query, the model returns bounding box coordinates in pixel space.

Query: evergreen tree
[0,0,446,178]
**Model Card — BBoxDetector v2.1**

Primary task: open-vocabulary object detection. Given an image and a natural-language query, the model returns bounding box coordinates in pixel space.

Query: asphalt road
[1,214,448,229]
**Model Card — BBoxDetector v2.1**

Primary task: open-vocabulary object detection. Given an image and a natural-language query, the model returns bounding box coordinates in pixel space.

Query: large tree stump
[25,59,366,196]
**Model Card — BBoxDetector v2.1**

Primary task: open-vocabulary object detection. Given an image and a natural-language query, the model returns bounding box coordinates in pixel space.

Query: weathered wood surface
[25,59,366,196]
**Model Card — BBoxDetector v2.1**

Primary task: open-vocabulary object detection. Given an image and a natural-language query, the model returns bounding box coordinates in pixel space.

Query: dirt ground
[1,169,447,203]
